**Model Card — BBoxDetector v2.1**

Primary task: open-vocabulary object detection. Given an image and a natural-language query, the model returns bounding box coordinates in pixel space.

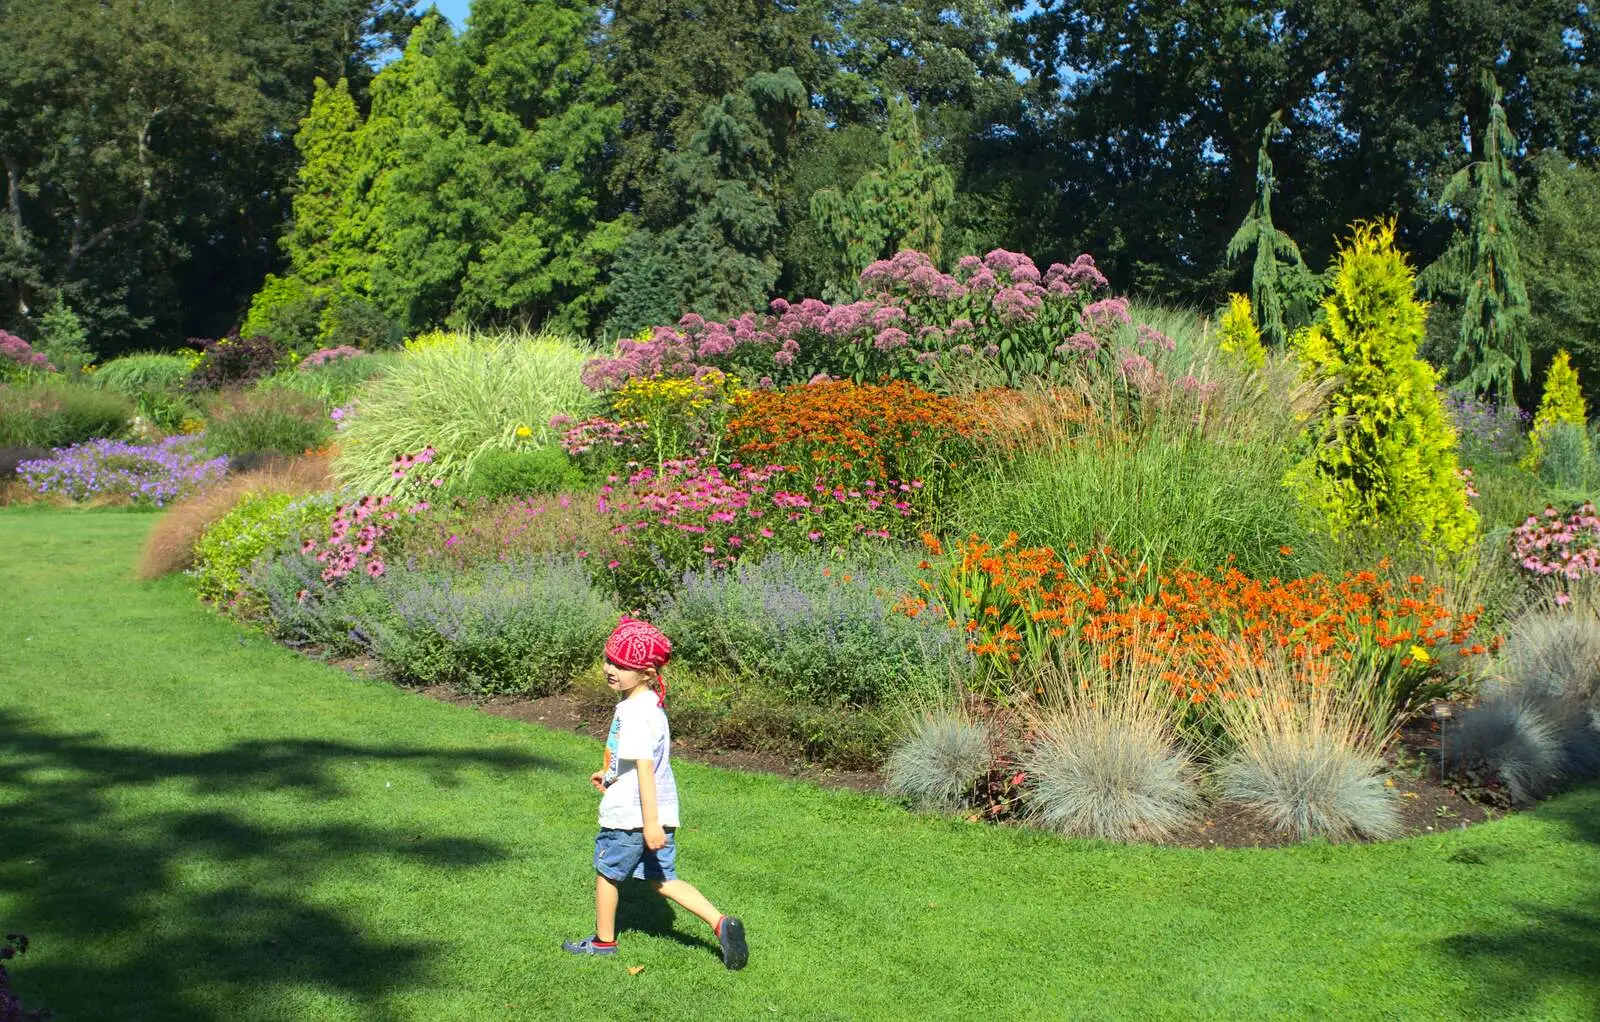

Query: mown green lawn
[1,509,1596,1021]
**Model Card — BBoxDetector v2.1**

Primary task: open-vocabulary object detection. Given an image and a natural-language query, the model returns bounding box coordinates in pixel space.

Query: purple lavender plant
[17,435,228,506]
[1441,387,1529,459]
[653,551,968,706]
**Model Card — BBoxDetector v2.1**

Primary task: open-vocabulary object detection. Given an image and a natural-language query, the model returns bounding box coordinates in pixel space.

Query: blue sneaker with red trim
[562,935,618,956]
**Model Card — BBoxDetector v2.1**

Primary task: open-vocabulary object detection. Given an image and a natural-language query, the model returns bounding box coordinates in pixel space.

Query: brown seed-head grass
[136,454,332,580]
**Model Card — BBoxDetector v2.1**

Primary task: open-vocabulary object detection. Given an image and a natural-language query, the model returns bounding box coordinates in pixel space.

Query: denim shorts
[593,827,677,882]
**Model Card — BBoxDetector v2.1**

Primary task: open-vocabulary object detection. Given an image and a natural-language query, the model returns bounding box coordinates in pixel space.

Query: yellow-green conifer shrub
[1521,349,1588,472]
[1287,220,1478,551]
[1218,293,1266,368]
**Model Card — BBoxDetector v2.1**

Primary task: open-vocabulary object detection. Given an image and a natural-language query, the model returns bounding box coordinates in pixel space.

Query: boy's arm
[636,758,666,849]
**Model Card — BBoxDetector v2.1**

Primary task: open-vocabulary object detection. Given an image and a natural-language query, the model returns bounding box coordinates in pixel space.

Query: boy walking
[563,617,749,970]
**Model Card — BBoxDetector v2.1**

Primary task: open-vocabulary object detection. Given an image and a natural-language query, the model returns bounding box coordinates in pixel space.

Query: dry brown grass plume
[136,454,332,580]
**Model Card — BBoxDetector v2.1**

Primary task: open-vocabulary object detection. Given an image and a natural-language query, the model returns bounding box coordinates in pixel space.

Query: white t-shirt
[598,691,679,830]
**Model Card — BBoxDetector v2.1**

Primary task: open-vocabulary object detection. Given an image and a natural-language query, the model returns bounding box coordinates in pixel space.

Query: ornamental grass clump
[257,350,394,407]
[1021,648,1200,843]
[1211,652,1401,842]
[17,436,228,506]
[887,707,993,811]
[137,454,333,579]
[333,331,595,495]
[202,389,332,458]
[1447,590,1600,803]
[93,352,196,397]
[1288,219,1477,552]
[0,380,133,447]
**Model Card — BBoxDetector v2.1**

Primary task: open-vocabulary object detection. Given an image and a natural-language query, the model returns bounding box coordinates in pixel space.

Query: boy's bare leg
[595,874,621,942]
[653,879,721,928]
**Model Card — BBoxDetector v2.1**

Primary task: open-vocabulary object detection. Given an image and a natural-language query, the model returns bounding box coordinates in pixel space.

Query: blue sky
[418,0,471,30]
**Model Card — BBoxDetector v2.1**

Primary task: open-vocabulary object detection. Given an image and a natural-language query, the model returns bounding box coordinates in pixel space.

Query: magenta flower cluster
[17,436,228,506]
[307,447,438,582]
[554,415,646,458]
[0,330,53,376]
[299,346,364,369]
[581,248,1127,391]
[1510,503,1600,581]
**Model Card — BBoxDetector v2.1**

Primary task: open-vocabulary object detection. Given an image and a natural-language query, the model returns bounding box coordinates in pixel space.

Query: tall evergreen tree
[1225,113,1319,349]
[606,69,807,333]
[333,4,623,336]
[0,0,414,351]
[601,1,828,227]
[285,77,365,288]
[810,96,956,276]
[1420,71,1531,406]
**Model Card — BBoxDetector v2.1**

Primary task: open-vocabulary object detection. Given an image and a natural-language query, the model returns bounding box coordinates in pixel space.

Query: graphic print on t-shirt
[602,713,622,787]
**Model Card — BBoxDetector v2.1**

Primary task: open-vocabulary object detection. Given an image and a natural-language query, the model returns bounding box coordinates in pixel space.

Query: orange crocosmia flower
[1279,545,1294,556]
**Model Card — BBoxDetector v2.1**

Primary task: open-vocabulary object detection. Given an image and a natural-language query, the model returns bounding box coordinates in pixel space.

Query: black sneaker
[718,916,748,970]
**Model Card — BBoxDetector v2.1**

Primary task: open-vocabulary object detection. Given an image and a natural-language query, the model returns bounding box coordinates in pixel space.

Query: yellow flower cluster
[612,369,748,417]
[404,329,467,353]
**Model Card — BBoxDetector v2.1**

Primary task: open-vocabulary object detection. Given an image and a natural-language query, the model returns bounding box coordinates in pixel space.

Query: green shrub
[654,670,893,771]
[0,380,132,447]
[203,389,331,458]
[241,274,327,356]
[351,557,616,696]
[333,330,597,496]
[960,432,1317,579]
[1218,293,1265,368]
[1288,220,1477,552]
[1536,420,1597,496]
[93,352,201,431]
[192,492,335,604]
[886,709,993,811]
[457,446,586,500]
[256,353,396,408]
[1522,349,1587,474]
[36,295,93,376]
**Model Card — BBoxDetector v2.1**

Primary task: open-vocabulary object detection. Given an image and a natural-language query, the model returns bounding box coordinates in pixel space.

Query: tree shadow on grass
[0,708,557,1021]
[1437,789,1600,1017]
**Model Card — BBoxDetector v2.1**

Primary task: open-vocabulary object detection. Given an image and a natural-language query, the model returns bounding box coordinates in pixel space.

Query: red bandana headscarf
[604,616,672,705]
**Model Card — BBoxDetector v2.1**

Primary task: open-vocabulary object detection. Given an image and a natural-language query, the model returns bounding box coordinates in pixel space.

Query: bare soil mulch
[333,654,1503,849]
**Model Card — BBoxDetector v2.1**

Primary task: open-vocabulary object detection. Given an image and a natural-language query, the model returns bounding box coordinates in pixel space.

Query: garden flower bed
[123,239,1600,849]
